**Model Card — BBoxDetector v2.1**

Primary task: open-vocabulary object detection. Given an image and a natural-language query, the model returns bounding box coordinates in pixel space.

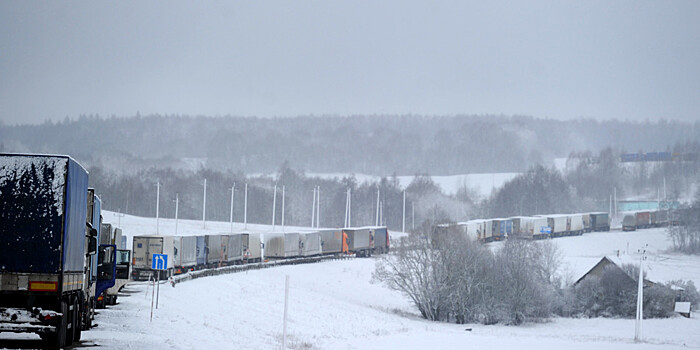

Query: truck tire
[73,299,82,342]
[42,300,68,349]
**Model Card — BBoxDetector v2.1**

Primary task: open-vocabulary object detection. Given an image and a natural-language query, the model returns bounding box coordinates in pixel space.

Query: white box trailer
[301,231,322,256]
[568,214,584,235]
[343,228,372,257]
[131,235,175,280]
[509,216,535,239]
[205,234,225,267]
[319,229,344,254]
[531,216,550,239]
[225,233,244,264]
[265,233,302,258]
[541,215,568,237]
[478,220,494,242]
[241,233,262,262]
[464,220,481,241]
[173,236,198,273]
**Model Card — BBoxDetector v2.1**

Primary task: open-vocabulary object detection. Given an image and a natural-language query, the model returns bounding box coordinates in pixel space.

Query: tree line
[2,114,698,176]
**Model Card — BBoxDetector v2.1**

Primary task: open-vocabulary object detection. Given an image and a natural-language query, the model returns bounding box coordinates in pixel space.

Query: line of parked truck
[621,209,671,231]
[0,154,130,349]
[1,153,394,347]
[438,208,673,242]
[437,212,611,242]
[131,226,390,280]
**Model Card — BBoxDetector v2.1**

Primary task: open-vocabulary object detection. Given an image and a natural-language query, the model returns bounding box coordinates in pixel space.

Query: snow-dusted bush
[374,226,562,325]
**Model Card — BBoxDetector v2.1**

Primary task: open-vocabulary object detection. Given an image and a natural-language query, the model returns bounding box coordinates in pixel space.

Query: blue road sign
[152,254,168,270]
[540,226,552,234]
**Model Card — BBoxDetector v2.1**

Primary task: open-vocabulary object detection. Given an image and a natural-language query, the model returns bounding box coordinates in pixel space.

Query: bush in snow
[374,225,562,325]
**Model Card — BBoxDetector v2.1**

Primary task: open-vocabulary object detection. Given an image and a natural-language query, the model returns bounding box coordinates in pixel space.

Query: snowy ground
[299,172,520,198]
[2,216,699,349]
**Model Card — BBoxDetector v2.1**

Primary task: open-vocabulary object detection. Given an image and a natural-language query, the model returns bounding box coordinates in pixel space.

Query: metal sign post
[151,254,168,312]
[283,275,289,350]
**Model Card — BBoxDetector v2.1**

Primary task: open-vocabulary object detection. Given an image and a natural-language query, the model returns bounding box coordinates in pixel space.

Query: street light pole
[202,178,207,229]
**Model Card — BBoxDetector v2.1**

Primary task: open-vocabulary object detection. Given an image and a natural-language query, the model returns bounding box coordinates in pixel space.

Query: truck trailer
[0,154,98,348]
[131,235,175,280]
[343,228,372,257]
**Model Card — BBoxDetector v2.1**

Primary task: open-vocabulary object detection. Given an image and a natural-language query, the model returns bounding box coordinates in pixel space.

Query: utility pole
[272,185,277,230]
[117,209,124,228]
[635,244,647,342]
[202,178,207,229]
[311,187,316,227]
[402,190,406,232]
[155,181,160,234]
[316,186,320,228]
[412,201,415,231]
[230,183,235,233]
[281,185,285,232]
[174,193,179,236]
[375,188,380,226]
[244,183,248,230]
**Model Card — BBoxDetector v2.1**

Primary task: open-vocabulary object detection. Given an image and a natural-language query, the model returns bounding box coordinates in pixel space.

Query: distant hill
[1,115,696,175]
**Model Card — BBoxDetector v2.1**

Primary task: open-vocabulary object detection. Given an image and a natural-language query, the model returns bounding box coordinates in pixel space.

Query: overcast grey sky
[1,1,699,125]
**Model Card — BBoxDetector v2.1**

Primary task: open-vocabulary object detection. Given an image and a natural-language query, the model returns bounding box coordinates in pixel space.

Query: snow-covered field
[2,214,699,350]
[302,172,521,198]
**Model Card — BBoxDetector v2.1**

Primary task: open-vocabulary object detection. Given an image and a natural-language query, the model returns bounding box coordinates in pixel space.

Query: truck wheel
[42,300,68,349]
[73,299,82,342]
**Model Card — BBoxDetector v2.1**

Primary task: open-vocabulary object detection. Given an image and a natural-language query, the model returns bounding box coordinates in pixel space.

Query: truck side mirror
[90,227,98,237]
[88,236,97,255]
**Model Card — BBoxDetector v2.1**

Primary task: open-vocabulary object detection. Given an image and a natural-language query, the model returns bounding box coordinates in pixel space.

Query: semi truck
[102,248,131,306]
[0,154,100,348]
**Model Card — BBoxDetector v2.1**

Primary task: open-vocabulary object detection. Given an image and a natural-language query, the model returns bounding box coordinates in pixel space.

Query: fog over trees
[1,115,698,175]
[1,115,698,231]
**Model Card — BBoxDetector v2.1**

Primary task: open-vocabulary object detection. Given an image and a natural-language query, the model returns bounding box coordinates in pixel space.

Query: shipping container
[131,235,175,280]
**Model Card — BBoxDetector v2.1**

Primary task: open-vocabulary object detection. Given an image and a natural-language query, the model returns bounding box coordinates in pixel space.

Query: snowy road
[2,223,699,350]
